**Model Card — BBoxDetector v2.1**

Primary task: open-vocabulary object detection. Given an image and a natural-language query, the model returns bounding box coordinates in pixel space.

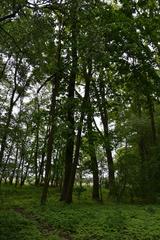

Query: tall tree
[61,0,78,202]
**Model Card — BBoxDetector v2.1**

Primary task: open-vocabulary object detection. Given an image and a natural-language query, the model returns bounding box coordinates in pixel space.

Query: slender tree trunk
[0,88,16,168]
[15,156,23,187]
[94,80,115,195]
[41,19,62,204]
[20,156,25,185]
[15,124,28,187]
[64,64,91,203]
[34,102,40,185]
[50,151,59,187]
[38,130,48,185]
[20,143,34,186]
[61,0,78,202]
[0,58,24,168]
[87,100,100,201]
[40,78,59,205]
[20,163,30,186]
[9,144,19,185]
[147,95,156,144]
[0,142,13,183]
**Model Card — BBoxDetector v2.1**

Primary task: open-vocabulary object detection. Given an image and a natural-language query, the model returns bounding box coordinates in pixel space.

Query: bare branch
[37,74,54,93]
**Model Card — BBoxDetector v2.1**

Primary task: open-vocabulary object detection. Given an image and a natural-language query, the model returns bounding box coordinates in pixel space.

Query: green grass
[1,184,160,240]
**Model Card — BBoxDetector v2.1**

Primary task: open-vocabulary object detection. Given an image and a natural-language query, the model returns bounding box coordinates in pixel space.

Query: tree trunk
[87,100,100,201]
[40,77,59,205]
[41,18,62,204]
[94,80,115,195]
[9,144,19,185]
[60,0,78,202]
[0,142,13,183]
[34,100,40,185]
[15,156,23,187]
[0,58,25,168]
[64,64,91,203]
[38,130,48,185]
[147,95,156,144]
[0,88,16,168]
[20,163,30,186]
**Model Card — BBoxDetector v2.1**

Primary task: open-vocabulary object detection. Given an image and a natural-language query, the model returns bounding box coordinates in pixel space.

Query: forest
[0,0,160,239]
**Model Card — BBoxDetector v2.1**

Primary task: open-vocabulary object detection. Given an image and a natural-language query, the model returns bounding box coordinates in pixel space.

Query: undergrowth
[1,184,160,240]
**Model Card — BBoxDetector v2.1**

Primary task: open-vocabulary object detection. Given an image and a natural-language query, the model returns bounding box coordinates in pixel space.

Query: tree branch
[0,12,17,23]
[37,74,54,93]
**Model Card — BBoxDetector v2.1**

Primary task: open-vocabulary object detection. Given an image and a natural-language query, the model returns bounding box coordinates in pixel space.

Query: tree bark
[41,18,63,204]
[147,95,156,144]
[34,98,40,185]
[0,88,16,169]
[63,65,91,203]
[87,99,100,201]
[60,0,78,202]
[0,142,13,183]
[38,129,48,185]
[9,144,19,185]
[0,58,29,168]
[40,76,59,205]
[93,80,115,195]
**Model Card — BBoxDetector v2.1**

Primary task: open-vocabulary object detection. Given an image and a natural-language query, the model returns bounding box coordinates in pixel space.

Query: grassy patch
[0,210,42,240]
[1,184,160,239]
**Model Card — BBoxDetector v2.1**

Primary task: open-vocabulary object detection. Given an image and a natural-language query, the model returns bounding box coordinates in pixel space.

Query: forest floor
[1,185,160,240]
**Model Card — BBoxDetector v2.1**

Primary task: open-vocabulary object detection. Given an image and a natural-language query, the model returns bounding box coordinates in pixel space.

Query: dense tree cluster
[0,0,160,204]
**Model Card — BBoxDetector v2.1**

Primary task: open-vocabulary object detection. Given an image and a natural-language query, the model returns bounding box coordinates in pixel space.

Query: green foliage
[0,210,42,240]
[1,185,160,240]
